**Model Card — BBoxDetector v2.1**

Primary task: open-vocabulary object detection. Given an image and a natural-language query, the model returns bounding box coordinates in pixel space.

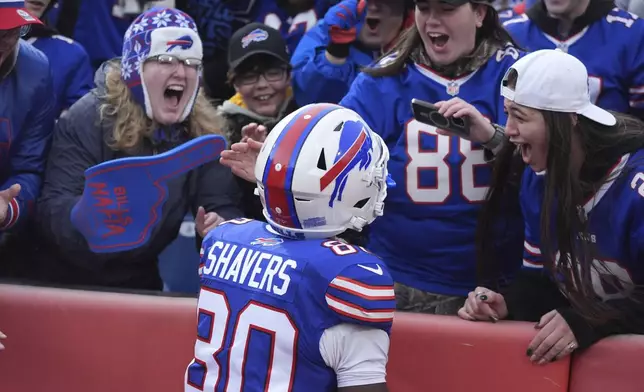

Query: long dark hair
[478,71,644,323]
[364,3,520,77]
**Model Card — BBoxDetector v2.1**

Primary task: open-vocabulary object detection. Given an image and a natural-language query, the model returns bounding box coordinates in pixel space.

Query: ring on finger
[567,342,577,351]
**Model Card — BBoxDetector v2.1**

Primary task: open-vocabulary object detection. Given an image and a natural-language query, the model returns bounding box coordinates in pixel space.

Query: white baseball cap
[501,49,616,127]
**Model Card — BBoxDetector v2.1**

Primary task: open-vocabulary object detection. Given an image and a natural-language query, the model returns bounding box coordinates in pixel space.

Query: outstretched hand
[0,184,20,224]
[195,206,226,237]
[241,123,268,143]
[220,138,264,183]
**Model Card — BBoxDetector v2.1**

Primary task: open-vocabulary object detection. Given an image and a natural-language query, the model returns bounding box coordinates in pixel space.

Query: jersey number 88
[405,120,488,204]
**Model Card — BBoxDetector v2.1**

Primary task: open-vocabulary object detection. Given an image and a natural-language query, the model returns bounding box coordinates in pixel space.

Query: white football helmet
[255,103,391,240]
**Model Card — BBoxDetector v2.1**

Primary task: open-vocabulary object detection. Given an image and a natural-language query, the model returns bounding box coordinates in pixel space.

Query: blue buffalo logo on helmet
[166,35,194,51]
[241,28,269,48]
[319,120,374,207]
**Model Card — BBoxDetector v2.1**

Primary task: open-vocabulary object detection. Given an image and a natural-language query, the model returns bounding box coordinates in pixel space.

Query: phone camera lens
[429,112,449,127]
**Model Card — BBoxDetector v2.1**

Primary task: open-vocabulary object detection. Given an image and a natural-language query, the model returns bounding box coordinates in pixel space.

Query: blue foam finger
[71,134,227,253]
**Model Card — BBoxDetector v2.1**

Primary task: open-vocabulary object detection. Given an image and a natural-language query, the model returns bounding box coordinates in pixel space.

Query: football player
[186,103,395,392]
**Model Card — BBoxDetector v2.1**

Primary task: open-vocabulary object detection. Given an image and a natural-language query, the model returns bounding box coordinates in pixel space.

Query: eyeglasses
[234,67,288,86]
[147,54,202,70]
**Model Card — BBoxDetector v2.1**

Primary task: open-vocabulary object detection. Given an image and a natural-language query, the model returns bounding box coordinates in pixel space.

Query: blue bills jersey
[504,8,644,117]
[185,218,395,391]
[498,7,522,23]
[255,0,332,53]
[520,150,644,300]
[26,35,94,117]
[224,0,332,54]
[339,47,526,296]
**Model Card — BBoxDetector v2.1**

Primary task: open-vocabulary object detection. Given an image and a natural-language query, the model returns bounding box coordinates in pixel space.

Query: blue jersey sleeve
[502,13,529,32]
[520,168,545,270]
[291,22,370,106]
[339,68,397,144]
[61,38,94,111]
[497,8,519,23]
[523,222,543,270]
[626,15,644,116]
[626,168,644,261]
[1,57,55,230]
[325,262,395,332]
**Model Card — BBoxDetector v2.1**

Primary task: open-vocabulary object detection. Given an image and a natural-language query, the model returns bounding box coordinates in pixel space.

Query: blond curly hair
[98,61,226,151]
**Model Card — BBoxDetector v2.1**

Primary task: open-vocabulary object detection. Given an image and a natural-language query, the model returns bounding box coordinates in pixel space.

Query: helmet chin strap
[350,168,387,232]
[349,216,369,232]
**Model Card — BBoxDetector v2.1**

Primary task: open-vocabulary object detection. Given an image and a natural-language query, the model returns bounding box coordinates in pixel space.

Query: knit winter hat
[121,7,203,123]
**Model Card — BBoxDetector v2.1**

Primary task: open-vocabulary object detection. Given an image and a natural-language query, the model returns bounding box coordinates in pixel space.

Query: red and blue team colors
[504,8,644,118]
[521,149,644,300]
[0,41,55,231]
[256,0,332,53]
[339,48,526,296]
[186,218,395,391]
[225,0,333,53]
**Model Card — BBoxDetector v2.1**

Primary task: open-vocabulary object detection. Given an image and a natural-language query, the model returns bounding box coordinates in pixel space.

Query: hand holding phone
[411,98,471,139]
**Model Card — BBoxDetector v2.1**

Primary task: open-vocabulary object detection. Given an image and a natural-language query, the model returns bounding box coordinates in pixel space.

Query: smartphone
[411,98,470,138]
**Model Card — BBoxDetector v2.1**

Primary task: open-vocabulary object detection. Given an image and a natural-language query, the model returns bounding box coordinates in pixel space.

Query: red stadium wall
[0,284,642,392]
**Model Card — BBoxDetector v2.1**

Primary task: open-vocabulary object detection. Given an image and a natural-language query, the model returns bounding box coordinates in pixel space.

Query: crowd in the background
[1,0,644,364]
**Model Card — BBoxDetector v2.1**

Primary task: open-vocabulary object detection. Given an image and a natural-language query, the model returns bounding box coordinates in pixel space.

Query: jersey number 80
[186,288,298,391]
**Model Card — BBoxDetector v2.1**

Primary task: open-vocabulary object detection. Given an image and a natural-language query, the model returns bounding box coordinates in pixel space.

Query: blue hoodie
[290,20,377,106]
[0,41,55,233]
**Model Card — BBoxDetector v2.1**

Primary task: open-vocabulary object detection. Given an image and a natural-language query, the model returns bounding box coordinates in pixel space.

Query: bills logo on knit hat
[167,35,193,51]
[121,7,203,123]
[0,0,42,30]
[70,134,226,253]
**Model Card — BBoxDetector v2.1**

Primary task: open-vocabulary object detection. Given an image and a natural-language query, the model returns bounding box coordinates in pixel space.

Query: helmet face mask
[255,104,391,240]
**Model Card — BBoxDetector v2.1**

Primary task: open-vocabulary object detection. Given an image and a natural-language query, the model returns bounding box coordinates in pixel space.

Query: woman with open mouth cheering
[337,0,525,315]
[458,49,644,365]
[30,7,242,291]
